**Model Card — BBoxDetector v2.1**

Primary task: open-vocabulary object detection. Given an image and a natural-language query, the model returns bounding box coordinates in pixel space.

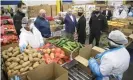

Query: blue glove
[40,43,44,47]
[95,53,103,59]
[10,76,20,80]
[88,58,103,77]
[15,76,20,80]
[20,44,26,52]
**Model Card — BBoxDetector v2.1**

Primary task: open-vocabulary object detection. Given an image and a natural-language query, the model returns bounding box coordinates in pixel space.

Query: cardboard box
[122,29,133,36]
[51,5,57,17]
[45,5,52,16]
[27,63,68,80]
[63,4,69,12]
[1,43,18,51]
[75,45,105,67]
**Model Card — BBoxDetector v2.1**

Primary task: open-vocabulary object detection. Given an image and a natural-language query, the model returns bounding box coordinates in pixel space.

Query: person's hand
[95,53,103,59]
[88,57,97,65]
[20,44,26,52]
[11,75,20,80]
[40,43,44,47]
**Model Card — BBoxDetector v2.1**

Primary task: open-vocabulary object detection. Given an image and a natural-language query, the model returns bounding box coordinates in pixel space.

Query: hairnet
[22,17,28,24]
[108,30,128,45]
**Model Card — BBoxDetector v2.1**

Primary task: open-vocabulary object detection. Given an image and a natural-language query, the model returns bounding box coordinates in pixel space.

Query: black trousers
[16,29,21,38]
[89,32,101,46]
[78,33,86,44]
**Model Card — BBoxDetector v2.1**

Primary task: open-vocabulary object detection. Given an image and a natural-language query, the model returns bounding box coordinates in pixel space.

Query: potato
[28,63,32,67]
[22,61,30,68]
[19,55,24,59]
[24,66,29,71]
[24,56,28,61]
[8,53,12,57]
[7,70,12,76]
[37,53,42,59]
[32,49,37,53]
[5,61,11,66]
[29,54,33,61]
[12,51,19,57]
[17,72,21,75]
[33,58,40,62]
[7,67,10,71]
[14,65,22,70]
[23,53,28,56]
[9,62,18,69]
[33,62,39,68]
[24,49,30,54]
[39,59,43,64]
[21,71,29,75]
[8,47,13,52]
[20,60,24,64]
[27,45,32,49]
[32,53,38,57]
[12,70,19,75]
[29,67,33,70]
[7,58,13,62]
[12,57,20,62]
[2,50,7,56]
[20,68,25,73]
[3,55,8,59]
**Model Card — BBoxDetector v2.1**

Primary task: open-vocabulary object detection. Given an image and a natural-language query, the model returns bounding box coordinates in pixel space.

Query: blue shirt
[34,16,51,38]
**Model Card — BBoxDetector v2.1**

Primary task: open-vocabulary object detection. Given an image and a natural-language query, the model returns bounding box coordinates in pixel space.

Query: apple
[51,48,55,53]
[55,52,60,58]
[50,53,55,59]
[46,48,51,54]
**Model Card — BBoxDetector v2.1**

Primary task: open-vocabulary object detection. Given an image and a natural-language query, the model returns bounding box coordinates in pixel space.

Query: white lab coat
[100,47,130,80]
[113,9,127,19]
[19,23,44,48]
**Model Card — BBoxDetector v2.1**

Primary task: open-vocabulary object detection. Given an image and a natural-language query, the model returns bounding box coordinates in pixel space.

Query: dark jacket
[34,16,51,38]
[77,15,86,44]
[89,14,108,34]
[13,11,25,36]
[64,14,77,34]
[77,15,86,37]
[102,10,112,20]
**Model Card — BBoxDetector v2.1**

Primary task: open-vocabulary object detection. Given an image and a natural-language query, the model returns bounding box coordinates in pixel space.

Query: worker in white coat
[19,17,44,52]
[88,30,130,80]
[113,6,128,19]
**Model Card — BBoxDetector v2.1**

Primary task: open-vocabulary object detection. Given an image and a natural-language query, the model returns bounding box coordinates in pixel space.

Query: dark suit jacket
[102,10,112,20]
[64,14,77,33]
[77,15,86,37]
[13,11,25,36]
[89,14,108,34]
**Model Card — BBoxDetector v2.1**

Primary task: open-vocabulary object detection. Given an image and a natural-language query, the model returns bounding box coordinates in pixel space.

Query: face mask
[95,11,100,14]
[119,8,123,10]
[22,24,27,28]
[42,13,46,18]
[29,24,33,29]
[21,9,27,14]
[78,12,83,16]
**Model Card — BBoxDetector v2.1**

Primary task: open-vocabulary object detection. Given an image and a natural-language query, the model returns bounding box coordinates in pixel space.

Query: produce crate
[47,37,83,58]
[1,43,28,80]
[45,36,61,43]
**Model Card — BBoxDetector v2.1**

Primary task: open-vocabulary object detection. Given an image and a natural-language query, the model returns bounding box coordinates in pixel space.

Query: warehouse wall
[23,0,56,6]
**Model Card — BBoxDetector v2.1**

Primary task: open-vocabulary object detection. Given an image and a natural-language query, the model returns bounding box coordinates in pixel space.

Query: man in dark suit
[13,2,27,37]
[64,9,77,40]
[102,7,112,20]
[89,9,108,46]
[77,7,86,44]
